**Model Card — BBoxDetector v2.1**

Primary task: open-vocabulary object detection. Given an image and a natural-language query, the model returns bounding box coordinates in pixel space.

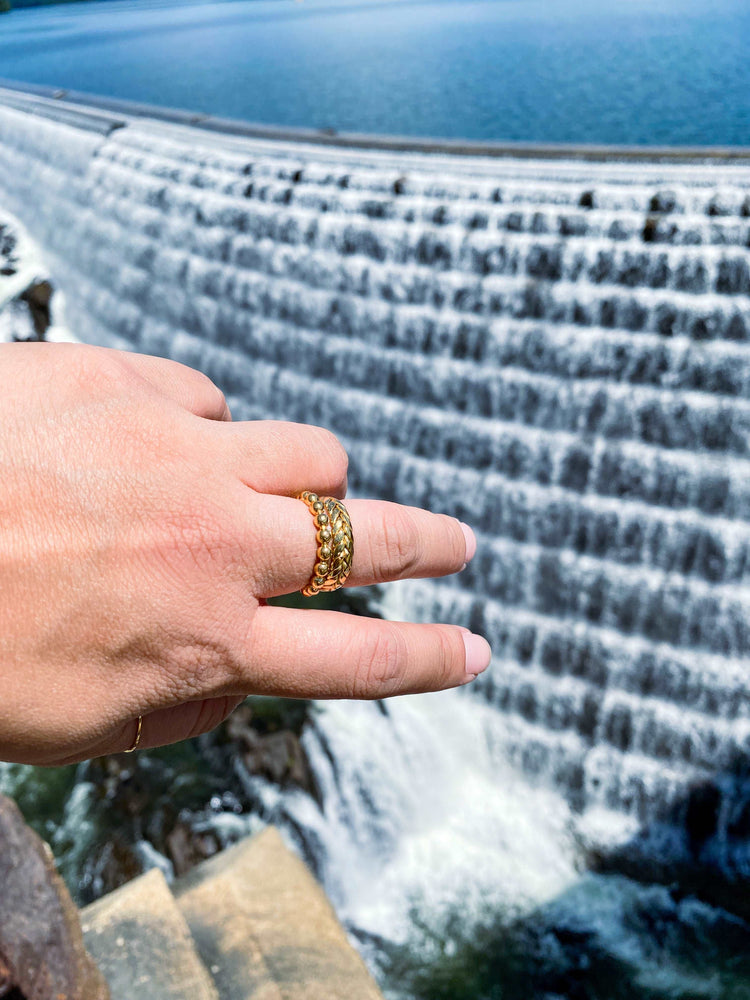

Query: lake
[0,0,749,146]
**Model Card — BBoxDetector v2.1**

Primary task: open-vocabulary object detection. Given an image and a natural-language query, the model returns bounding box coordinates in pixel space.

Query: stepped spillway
[2,84,750,947]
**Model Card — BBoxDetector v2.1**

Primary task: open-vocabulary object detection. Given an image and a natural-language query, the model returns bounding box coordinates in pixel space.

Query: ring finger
[244,492,475,597]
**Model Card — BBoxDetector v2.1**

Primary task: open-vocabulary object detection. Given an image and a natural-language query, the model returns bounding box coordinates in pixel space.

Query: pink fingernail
[462,633,491,677]
[460,522,477,564]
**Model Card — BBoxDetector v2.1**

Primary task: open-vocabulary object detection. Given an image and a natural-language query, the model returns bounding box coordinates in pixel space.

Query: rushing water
[1,0,750,146]
[2,84,750,995]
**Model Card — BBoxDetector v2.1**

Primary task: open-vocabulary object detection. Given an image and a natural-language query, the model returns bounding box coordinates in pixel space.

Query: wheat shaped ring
[296,491,354,596]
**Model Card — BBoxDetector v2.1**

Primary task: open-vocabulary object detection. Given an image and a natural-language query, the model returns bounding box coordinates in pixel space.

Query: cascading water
[2,85,750,995]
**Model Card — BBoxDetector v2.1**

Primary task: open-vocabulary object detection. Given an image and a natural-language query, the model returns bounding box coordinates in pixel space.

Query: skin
[0,342,491,766]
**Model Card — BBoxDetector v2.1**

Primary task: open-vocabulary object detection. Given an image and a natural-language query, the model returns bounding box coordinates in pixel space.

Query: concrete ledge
[1,76,749,162]
[174,827,384,1000]
[0,83,125,136]
[81,869,218,1000]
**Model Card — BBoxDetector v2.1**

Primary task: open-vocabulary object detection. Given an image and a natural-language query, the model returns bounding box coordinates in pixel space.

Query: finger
[116,696,245,753]
[49,696,246,764]
[217,420,348,497]
[247,494,474,596]
[121,351,232,421]
[246,607,492,699]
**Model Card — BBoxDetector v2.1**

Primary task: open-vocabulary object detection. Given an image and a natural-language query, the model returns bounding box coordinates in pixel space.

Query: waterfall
[2,85,750,992]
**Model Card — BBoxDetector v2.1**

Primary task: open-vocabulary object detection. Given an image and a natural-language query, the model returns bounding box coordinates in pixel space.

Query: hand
[0,343,490,765]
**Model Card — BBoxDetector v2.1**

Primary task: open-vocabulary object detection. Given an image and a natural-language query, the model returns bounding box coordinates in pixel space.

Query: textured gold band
[297,491,354,597]
[124,715,143,754]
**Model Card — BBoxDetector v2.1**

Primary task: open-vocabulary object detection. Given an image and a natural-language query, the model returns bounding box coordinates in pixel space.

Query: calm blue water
[0,0,750,145]
[0,0,749,145]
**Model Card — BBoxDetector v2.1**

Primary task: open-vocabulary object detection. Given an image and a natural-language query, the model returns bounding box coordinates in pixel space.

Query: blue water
[1,0,749,145]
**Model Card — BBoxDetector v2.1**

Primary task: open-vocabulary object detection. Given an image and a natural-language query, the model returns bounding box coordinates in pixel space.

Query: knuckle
[434,628,461,688]
[163,507,216,557]
[71,345,132,394]
[352,624,408,698]
[160,500,236,572]
[441,514,467,568]
[188,367,229,417]
[313,426,349,483]
[373,506,420,580]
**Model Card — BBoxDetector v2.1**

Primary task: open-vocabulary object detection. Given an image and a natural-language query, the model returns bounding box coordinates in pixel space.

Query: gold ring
[297,491,354,596]
[124,715,143,753]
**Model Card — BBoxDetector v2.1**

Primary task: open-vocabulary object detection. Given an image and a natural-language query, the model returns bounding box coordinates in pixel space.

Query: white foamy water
[0,206,76,343]
[290,693,580,934]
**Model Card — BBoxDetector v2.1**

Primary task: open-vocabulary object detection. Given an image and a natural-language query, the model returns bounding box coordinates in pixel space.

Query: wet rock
[0,793,110,1000]
[225,703,316,793]
[18,279,52,339]
[166,821,220,878]
[1,298,37,342]
[0,217,54,342]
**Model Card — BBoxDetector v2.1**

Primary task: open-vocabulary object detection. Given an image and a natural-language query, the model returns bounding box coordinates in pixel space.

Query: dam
[2,80,750,994]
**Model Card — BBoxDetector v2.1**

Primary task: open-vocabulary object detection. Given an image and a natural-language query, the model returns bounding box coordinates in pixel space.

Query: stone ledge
[174,827,384,1000]
[81,869,218,1000]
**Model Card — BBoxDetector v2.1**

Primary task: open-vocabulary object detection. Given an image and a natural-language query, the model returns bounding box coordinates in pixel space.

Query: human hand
[0,343,490,765]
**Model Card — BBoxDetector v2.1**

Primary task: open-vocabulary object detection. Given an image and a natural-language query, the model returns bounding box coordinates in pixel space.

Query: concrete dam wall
[2,83,750,923]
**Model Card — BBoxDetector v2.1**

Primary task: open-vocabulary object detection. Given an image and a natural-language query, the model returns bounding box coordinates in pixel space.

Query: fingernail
[460,522,477,564]
[462,632,491,677]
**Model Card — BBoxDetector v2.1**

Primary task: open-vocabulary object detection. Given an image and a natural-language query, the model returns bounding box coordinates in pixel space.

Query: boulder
[225,702,316,794]
[0,793,110,1000]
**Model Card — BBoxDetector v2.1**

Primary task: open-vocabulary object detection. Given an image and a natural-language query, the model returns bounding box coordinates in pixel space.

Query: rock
[19,279,53,338]
[0,958,13,997]
[166,821,220,878]
[2,278,54,342]
[1,291,48,343]
[225,703,317,794]
[81,869,218,1000]
[174,827,385,1000]
[0,222,17,275]
[0,214,57,342]
[0,793,110,1000]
